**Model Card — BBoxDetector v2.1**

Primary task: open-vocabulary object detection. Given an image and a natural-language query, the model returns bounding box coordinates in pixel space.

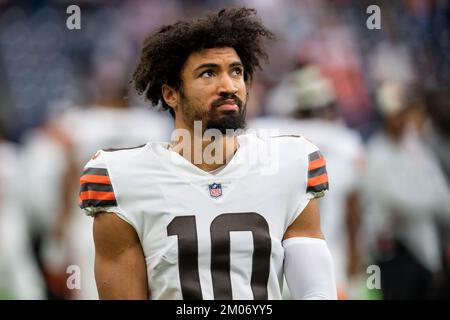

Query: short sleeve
[78,150,122,217]
[288,137,330,227]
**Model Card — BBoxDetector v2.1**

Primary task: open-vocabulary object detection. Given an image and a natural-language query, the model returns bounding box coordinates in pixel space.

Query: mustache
[211,94,244,110]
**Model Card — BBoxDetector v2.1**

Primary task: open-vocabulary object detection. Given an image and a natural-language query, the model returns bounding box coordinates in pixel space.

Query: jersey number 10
[167,212,271,299]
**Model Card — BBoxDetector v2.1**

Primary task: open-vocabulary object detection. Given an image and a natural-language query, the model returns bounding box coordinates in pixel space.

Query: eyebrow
[229,61,244,68]
[194,61,244,73]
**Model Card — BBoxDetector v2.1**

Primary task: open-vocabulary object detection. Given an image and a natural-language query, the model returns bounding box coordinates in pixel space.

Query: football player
[0,121,45,299]
[80,7,337,300]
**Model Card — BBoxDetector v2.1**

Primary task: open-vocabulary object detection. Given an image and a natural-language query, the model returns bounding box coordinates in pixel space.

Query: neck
[171,121,238,172]
[385,125,405,143]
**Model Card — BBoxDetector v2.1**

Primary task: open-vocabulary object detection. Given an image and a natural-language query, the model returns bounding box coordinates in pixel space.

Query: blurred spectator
[422,85,450,299]
[422,86,450,182]
[362,81,449,299]
[250,64,366,299]
[296,3,372,130]
[18,51,173,299]
[0,119,45,299]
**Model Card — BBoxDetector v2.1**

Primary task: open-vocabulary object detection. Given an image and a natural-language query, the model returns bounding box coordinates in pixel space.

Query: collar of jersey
[151,133,252,182]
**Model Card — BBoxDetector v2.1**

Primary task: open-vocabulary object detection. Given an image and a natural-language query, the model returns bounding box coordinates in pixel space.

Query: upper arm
[283,199,324,240]
[93,212,148,299]
[283,138,329,240]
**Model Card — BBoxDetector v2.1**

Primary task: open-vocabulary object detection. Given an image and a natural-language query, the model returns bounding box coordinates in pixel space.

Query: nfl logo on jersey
[208,183,222,198]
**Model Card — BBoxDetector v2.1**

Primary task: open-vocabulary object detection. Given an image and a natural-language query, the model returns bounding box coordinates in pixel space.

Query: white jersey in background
[20,105,172,299]
[0,141,45,299]
[249,117,365,297]
[80,133,329,300]
[363,125,449,274]
[57,106,173,164]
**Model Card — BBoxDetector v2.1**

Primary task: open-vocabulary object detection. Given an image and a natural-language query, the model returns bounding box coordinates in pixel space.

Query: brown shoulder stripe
[308,151,322,161]
[79,199,118,209]
[79,167,117,209]
[307,182,329,193]
[307,150,329,193]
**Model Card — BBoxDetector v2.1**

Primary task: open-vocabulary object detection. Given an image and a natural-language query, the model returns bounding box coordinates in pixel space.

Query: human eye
[200,70,215,78]
[232,66,243,77]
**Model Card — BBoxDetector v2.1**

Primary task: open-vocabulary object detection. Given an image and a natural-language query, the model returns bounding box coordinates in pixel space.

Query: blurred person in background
[250,64,366,299]
[296,3,372,130]
[0,117,45,299]
[422,85,450,299]
[362,81,449,299]
[19,49,172,299]
[422,86,450,182]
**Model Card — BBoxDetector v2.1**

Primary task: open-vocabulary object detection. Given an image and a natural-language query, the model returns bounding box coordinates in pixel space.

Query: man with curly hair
[79,7,337,300]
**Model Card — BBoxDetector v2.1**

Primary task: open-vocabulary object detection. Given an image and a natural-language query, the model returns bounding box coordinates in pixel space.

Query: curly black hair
[132,7,275,118]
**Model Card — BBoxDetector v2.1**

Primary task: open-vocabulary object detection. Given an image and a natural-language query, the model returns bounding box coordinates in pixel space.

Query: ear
[161,84,179,111]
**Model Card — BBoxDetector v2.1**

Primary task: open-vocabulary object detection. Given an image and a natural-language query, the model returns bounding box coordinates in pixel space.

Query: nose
[218,73,238,95]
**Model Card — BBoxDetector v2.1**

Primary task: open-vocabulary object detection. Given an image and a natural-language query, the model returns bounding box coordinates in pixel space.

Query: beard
[181,92,247,134]
[204,111,246,134]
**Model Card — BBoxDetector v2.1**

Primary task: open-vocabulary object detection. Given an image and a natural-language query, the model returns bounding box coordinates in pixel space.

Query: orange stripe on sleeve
[308,157,326,171]
[80,175,112,185]
[307,173,328,187]
[79,190,116,201]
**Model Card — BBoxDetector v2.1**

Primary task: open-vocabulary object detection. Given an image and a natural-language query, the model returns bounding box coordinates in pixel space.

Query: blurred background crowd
[0,0,449,300]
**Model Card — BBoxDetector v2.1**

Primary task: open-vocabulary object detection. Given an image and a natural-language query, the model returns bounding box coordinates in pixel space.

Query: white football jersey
[80,133,329,300]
